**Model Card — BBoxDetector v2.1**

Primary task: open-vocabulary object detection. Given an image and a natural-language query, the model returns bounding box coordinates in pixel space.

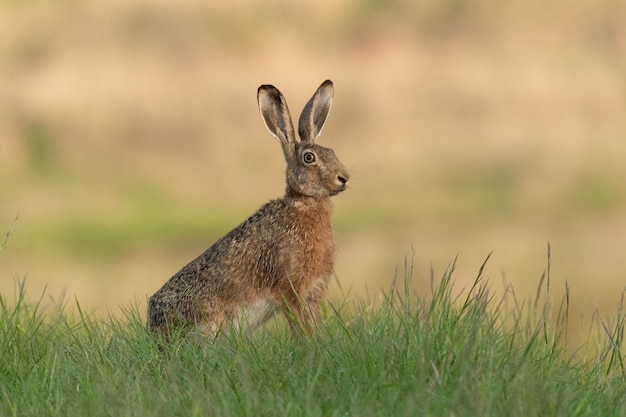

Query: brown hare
[147,80,350,338]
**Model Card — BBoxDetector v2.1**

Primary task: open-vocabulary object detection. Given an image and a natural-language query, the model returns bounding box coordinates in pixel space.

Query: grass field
[2,249,625,416]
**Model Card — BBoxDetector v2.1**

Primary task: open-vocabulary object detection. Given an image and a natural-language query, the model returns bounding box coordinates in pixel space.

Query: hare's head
[258,80,350,198]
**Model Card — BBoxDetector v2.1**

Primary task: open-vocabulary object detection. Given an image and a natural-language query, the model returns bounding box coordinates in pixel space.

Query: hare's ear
[298,80,334,143]
[258,84,297,161]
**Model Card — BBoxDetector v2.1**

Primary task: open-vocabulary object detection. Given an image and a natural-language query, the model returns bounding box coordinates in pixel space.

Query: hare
[147,80,350,338]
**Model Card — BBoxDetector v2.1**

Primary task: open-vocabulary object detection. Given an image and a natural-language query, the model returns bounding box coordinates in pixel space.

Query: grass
[1,245,626,417]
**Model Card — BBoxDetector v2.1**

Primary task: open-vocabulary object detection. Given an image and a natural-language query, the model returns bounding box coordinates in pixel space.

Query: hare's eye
[302,151,317,165]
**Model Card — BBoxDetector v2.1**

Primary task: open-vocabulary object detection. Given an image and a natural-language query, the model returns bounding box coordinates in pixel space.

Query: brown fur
[147,80,349,338]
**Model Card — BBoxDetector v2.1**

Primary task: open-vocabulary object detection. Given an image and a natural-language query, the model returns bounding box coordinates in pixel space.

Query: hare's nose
[337,174,349,186]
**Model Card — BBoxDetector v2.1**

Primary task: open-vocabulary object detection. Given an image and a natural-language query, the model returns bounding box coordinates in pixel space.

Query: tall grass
[1,246,625,416]
[0,217,17,256]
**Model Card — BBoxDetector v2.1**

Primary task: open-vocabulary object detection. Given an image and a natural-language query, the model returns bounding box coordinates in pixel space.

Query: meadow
[2,246,626,416]
[0,0,625,355]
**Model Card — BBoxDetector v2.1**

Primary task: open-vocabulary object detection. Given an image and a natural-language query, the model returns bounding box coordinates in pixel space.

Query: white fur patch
[236,298,278,331]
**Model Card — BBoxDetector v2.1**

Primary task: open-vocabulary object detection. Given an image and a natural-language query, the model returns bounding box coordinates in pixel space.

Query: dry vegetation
[1,0,625,343]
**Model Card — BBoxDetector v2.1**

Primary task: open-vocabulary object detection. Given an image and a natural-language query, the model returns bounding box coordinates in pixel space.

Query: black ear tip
[258,85,284,106]
[321,80,333,88]
[258,84,280,96]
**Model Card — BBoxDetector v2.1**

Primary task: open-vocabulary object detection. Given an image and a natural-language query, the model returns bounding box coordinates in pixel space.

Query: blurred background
[1,0,625,334]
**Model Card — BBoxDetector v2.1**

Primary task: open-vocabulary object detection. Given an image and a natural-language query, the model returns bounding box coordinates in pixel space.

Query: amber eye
[302,150,317,165]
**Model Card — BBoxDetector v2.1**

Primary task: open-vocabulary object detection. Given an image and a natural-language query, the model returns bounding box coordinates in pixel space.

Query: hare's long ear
[258,84,296,162]
[298,80,334,143]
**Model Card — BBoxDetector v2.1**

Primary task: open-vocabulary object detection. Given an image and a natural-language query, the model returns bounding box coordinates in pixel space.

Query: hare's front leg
[304,276,329,326]
[281,277,329,336]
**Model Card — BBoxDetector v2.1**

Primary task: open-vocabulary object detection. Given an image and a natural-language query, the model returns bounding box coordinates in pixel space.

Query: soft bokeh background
[1,0,625,335]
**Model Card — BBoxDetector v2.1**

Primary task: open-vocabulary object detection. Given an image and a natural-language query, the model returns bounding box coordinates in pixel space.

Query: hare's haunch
[147,80,350,338]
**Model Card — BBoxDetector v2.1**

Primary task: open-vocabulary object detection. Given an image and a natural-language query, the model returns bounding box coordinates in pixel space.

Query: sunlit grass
[1,0,625,357]
[1,250,625,416]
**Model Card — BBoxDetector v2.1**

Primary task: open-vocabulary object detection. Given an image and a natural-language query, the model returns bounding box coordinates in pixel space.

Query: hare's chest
[282,199,336,275]
[298,221,336,277]
[297,212,334,249]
